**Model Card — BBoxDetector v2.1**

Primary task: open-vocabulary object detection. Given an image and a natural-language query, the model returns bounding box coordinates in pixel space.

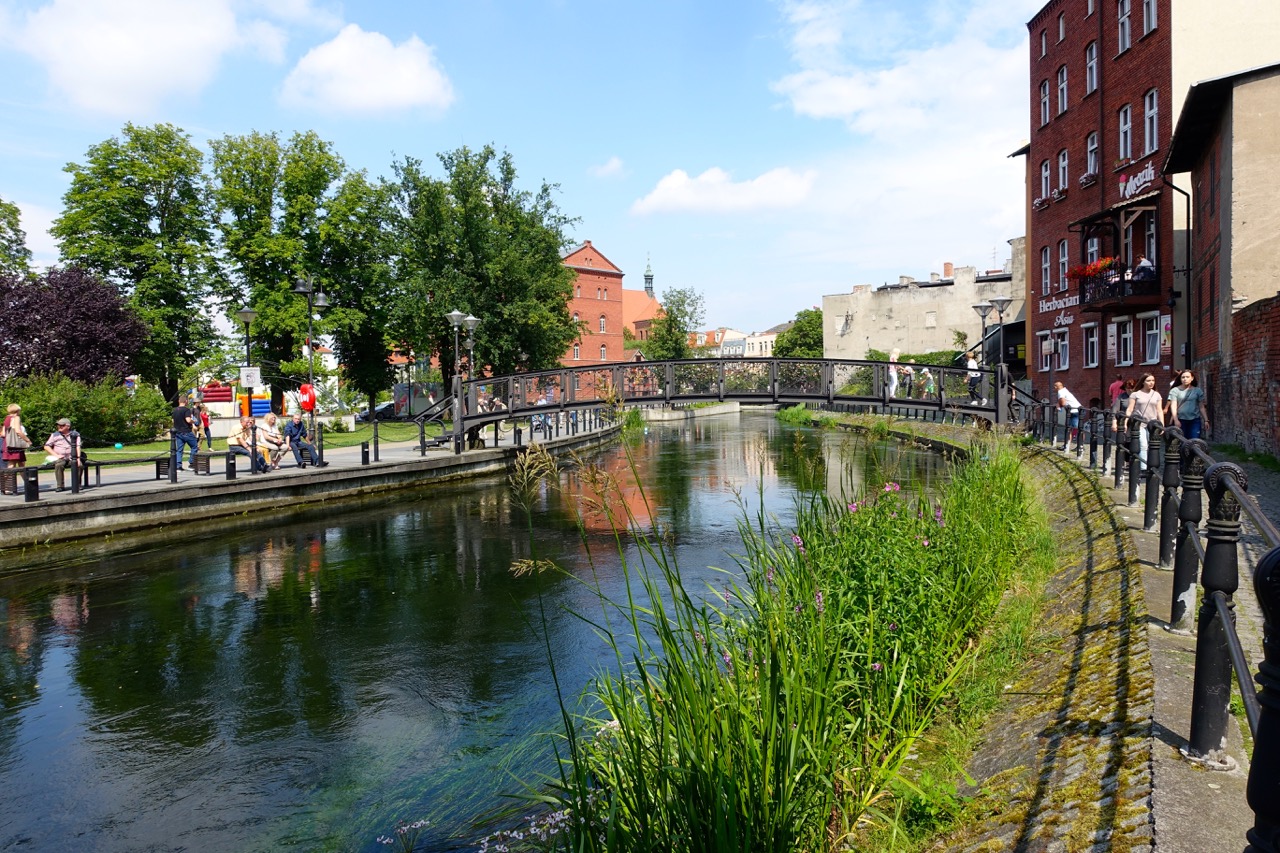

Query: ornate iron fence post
[1144,423,1162,531]
[1246,545,1280,852]
[1187,461,1246,767]
[1170,439,1208,632]
[1159,429,1182,566]
[1127,416,1142,506]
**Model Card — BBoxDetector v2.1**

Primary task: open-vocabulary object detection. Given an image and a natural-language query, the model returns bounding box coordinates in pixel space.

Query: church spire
[644,254,654,298]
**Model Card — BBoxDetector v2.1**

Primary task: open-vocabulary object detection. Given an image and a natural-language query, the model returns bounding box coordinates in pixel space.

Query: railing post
[1088,409,1100,470]
[452,374,464,454]
[1169,439,1207,632]
[1159,429,1182,567]
[1247,546,1280,852]
[1127,416,1142,506]
[1187,461,1246,767]
[1114,413,1125,490]
[361,441,370,466]
[1144,423,1162,531]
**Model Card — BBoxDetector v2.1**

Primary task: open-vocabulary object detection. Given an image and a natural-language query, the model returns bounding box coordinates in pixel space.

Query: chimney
[898,275,912,286]
[930,272,940,282]
[943,261,954,278]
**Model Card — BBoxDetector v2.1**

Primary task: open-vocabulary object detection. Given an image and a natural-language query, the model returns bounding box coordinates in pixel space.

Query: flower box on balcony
[1079,172,1098,188]
[1051,187,1068,201]
[1032,197,1050,211]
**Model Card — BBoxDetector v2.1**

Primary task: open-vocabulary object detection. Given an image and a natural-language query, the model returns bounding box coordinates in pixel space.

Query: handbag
[5,423,30,451]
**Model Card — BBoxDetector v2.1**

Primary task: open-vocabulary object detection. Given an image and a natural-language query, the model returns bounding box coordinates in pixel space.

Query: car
[354,402,399,422]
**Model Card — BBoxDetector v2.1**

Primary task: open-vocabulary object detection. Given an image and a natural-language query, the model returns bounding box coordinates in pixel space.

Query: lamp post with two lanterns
[293,275,329,437]
[234,306,259,474]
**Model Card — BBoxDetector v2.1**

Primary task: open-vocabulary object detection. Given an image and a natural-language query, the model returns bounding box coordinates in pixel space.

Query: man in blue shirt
[283,413,327,468]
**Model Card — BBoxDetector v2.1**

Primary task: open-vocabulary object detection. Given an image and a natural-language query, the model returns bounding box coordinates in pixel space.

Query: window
[1086,131,1099,174]
[1054,329,1070,370]
[1058,240,1070,291]
[596,288,601,299]
[600,344,607,360]
[1058,13,1066,40]
[1116,318,1134,365]
[575,286,581,298]
[572,311,579,322]
[1144,88,1158,154]
[1143,0,1156,33]
[1040,160,1051,198]
[1057,66,1068,112]
[1118,0,1131,51]
[1058,149,1069,189]
[1140,313,1160,363]
[599,315,606,333]
[1083,323,1100,367]
[1088,0,1095,15]
[1040,81,1050,125]
[1145,216,1157,264]
[1087,236,1100,264]
[573,343,581,360]
[1040,30,1047,57]
[604,288,608,299]
[1118,104,1132,160]
[1041,246,1051,296]
[1038,332,1052,372]
[1085,42,1098,93]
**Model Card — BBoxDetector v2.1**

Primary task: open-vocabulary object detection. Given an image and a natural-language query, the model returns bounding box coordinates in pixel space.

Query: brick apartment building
[561,241,626,366]
[1022,0,1280,407]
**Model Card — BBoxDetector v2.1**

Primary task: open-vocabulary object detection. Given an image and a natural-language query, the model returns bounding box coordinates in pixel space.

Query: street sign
[240,367,261,388]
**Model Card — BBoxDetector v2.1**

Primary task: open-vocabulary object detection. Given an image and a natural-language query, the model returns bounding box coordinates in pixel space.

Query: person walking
[1167,369,1209,440]
[2,403,30,471]
[966,352,985,405]
[1124,373,1164,471]
[170,395,199,473]
[887,348,901,399]
[1054,381,1082,450]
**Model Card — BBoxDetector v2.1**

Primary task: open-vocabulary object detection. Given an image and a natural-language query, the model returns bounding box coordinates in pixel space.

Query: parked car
[354,402,399,422]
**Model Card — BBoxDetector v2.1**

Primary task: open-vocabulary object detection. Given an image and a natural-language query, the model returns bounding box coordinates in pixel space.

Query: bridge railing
[1011,399,1280,850]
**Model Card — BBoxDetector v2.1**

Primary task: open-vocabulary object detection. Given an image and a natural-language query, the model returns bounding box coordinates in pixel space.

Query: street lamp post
[463,314,480,379]
[990,295,1013,368]
[971,302,994,366]
[446,310,466,453]
[293,275,330,437]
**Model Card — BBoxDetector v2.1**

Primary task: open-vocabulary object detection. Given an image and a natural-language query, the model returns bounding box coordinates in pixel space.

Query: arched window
[1085,42,1098,93]
[573,343,580,360]
[599,315,606,333]
[599,344,607,360]
[1086,131,1098,174]
[1040,80,1050,125]
[1041,246,1051,296]
[1040,160,1051,198]
[1058,240,1069,291]
[576,285,581,298]
[1118,104,1132,160]
[572,312,579,322]
[1057,66,1068,113]
[1058,149,1069,189]
[1144,88,1159,154]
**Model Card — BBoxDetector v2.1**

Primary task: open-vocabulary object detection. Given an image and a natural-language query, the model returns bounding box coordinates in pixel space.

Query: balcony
[1078,262,1162,310]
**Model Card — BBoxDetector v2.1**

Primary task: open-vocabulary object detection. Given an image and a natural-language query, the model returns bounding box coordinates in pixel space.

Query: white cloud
[15,200,59,270]
[7,0,246,115]
[588,156,625,178]
[632,167,817,215]
[279,24,455,114]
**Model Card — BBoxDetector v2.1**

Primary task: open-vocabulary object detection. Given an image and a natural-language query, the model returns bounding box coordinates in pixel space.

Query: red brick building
[1024,0,1177,407]
[561,241,626,366]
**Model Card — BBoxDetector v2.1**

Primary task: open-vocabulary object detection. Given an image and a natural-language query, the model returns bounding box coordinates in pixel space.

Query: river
[0,410,947,851]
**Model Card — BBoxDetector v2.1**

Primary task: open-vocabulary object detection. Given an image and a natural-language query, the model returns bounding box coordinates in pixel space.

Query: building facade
[1023,0,1280,405]
[1165,63,1280,454]
[561,241,625,366]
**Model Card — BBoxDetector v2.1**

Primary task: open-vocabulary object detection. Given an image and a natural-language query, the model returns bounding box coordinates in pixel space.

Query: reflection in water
[0,411,946,851]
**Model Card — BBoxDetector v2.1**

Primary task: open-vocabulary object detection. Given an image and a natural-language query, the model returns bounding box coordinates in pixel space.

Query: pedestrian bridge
[428,357,1014,451]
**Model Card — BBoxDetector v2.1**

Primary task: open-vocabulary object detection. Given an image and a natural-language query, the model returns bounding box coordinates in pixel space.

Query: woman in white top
[887,348,901,399]
[1124,372,1164,470]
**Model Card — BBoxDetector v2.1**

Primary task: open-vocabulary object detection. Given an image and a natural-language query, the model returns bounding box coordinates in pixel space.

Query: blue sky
[0,0,1044,334]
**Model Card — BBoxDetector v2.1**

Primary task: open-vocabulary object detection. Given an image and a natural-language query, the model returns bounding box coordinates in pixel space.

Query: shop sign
[1038,294,1080,314]
[1118,161,1157,200]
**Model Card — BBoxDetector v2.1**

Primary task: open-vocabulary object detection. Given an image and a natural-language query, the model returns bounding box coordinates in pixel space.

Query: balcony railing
[1079,262,1161,305]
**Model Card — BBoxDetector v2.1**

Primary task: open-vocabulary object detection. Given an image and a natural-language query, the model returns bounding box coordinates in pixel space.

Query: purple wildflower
[791,533,805,554]
[871,662,883,672]
[766,565,775,585]
[888,622,898,632]
[722,648,734,675]
[883,482,901,492]
[814,590,825,614]
[922,538,930,547]
[848,501,860,513]
[794,604,802,614]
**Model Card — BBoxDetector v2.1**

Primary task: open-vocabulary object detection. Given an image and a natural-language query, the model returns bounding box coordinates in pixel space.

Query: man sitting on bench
[283,413,326,468]
[43,417,89,492]
[227,416,270,474]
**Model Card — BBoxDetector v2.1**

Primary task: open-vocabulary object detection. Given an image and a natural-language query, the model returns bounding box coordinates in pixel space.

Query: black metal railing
[1079,262,1163,305]
[1016,400,1280,850]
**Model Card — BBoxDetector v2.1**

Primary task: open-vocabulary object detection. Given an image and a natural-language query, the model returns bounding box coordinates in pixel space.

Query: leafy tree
[0,267,148,383]
[321,170,397,419]
[389,145,579,384]
[0,373,168,446]
[0,194,32,278]
[51,123,219,401]
[209,130,345,413]
[773,308,824,358]
[645,287,705,361]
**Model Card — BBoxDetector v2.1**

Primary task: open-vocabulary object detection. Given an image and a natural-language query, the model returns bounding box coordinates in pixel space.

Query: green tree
[209,130,345,412]
[321,170,396,418]
[0,195,32,278]
[51,123,218,401]
[773,307,824,358]
[389,145,579,384]
[645,287,705,361]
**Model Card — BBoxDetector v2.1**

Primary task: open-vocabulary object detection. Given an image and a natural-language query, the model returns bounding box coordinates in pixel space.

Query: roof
[1068,189,1161,228]
[1165,61,1280,174]
[762,321,793,335]
[622,287,661,328]
[561,239,624,277]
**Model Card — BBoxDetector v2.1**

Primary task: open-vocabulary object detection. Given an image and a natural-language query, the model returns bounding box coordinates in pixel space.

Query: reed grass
[492,437,1047,852]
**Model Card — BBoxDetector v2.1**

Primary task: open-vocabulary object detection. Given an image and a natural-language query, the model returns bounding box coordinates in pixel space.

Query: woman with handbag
[3,404,31,491]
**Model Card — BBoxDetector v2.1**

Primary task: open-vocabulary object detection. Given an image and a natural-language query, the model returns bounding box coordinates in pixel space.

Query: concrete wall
[822,266,1024,359]
[1228,74,1280,312]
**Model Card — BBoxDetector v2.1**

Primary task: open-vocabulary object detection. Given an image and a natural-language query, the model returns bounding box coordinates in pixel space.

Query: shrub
[0,373,168,447]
